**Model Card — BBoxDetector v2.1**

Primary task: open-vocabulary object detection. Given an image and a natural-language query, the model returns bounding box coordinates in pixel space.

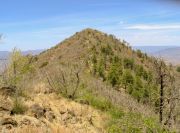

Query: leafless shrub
[43,64,81,99]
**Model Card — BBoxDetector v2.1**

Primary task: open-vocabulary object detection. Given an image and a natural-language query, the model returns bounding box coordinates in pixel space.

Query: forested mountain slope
[0,29,179,132]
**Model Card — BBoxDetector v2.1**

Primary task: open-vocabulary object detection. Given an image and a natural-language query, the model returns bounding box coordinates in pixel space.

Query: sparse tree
[153,58,180,127]
[107,59,123,87]
[0,48,35,98]
[123,58,134,70]
[6,48,34,86]
[45,64,81,100]
[122,69,134,90]
[164,65,180,128]
[153,58,168,123]
[97,57,106,80]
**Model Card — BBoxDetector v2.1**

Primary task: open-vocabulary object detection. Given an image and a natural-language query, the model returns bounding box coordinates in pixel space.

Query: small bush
[11,98,27,115]
[39,61,49,68]
[123,58,134,70]
[97,58,106,80]
[82,92,124,119]
[108,125,121,133]
[176,66,180,72]
[109,108,124,119]
[137,49,143,58]
[45,65,81,100]
[122,69,134,89]
[135,65,148,80]
[108,66,120,87]
[101,44,113,55]
[84,93,112,111]
[107,62,123,87]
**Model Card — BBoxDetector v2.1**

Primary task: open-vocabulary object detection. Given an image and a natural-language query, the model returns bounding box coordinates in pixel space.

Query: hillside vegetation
[0,28,179,133]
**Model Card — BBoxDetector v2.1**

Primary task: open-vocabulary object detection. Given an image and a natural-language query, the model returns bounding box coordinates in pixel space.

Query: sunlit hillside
[0,29,179,132]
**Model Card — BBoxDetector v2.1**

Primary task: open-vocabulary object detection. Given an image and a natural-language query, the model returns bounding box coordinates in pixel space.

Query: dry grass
[0,87,107,133]
[10,125,70,133]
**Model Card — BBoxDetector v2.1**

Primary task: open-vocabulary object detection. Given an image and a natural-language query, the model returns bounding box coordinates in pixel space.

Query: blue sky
[0,0,180,50]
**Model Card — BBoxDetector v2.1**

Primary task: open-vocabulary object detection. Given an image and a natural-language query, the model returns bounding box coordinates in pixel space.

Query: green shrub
[108,113,168,133]
[132,76,144,102]
[137,49,144,58]
[97,58,106,80]
[108,66,120,86]
[109,108,124,119]
[101,44,113,55]
[79,92,167,133]
[108,61,123,87]
[82,92,124,120]
[39,61,49,68]
[176,66,180,72]
[92,53,97,64]
[122,69,134,89]
[123,58,134,70]
[93,63,97,75]
[108,125,122,133]
[112,55,121,64]
[11,98,27,114]
[135,65,149,80]
[84,93,112,111]
[132,89,143,102]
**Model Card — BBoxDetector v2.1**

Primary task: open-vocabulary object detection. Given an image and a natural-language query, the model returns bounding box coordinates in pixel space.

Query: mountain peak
[80,28,101,33]
[75,28,107,38]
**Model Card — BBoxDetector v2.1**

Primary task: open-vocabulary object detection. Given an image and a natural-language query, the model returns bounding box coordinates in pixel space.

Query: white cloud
[99,25,180,46]
[125,24,180,30]
[119,31,180,46]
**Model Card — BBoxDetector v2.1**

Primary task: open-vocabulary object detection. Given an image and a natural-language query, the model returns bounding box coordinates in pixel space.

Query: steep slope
[29,29,166,130]
[37,29,148,65]
[0,29,177,132]
[36,28,158,106]
[0,83,107,133]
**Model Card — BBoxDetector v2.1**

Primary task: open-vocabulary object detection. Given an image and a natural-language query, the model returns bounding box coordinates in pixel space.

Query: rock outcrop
[0,90,106,133]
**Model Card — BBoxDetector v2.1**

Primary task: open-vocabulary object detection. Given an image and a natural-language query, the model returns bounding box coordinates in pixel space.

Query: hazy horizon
[0,43,180,52]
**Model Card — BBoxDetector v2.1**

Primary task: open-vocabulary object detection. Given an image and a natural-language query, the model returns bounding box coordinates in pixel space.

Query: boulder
[79,99,89,105]
[45,111,55,122]
[30,104,45,119]
[0,86,16,97]
[19,118,31,126]
[0,117,18,127]
[0,99,12,112]
[0,99,13,116]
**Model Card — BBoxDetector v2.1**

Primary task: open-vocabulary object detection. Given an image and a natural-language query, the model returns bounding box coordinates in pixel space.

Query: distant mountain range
[0,51,10,60]
[1,46,179,70]
[0,49,44,59]
[134,46,180,65]
[0,50,43,72]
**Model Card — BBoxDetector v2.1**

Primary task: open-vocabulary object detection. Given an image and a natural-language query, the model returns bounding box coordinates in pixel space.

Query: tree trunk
[159,75,164,123]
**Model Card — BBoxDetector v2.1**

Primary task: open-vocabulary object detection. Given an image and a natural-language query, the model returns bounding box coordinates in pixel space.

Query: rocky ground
[0,83,107,133]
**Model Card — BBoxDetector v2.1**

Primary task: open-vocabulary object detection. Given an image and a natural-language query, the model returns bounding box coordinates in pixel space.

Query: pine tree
[122,69,134,90]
